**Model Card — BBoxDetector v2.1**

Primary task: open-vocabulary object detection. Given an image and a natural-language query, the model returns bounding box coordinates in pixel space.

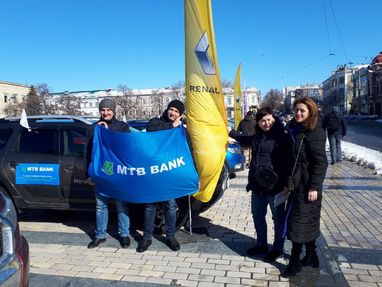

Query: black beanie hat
[167,99,185,115]
[99,98,116,113]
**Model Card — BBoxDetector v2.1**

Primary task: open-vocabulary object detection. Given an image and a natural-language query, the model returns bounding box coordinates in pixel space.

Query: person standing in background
[237,111,256,167]
[322,106,347,165]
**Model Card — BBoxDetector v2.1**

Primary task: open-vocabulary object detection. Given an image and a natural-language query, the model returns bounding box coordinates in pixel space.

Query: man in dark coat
[322,106,347,165]
[237,111,256,167]
[87,98,131,249]
[237,111,256,136]
[136,99,185,253]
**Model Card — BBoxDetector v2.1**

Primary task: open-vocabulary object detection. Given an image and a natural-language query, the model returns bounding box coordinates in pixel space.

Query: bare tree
[170,81,185,102]
[56,94,82,115]
[36,83,57,114]
[4,97,23,117]
[115,84,140,119]
[150,89,165,117]
[222,79,233,88]
[261,89,284,110]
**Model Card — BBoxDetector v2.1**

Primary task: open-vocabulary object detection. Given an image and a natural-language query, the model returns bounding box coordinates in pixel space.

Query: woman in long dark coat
[284,97,328,277]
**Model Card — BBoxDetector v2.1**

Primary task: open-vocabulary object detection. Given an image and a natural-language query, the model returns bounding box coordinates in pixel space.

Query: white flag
[20,109,31,131]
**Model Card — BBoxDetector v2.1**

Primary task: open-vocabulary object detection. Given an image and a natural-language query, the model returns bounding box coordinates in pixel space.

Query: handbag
[287,134,305,191]
[255,166,279,191]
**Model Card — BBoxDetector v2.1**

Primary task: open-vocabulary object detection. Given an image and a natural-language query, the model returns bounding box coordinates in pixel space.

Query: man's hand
[97,121,109,129]
[173,115,183,127]
[307,189,318,202]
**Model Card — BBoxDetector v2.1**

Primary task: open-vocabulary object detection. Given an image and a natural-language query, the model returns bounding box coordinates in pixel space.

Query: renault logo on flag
[195,32,216,75]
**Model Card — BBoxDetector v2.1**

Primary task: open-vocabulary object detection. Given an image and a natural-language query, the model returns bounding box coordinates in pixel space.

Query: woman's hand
[307,189,318,202]
[227,126,232,133]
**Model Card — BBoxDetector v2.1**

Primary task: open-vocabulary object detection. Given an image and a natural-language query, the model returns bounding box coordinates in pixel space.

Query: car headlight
[0,196,18,255]
[227,147,240,154]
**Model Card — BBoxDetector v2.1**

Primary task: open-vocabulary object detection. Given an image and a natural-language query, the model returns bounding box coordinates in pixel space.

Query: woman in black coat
[229,107,290,263]
[283,97,328,277]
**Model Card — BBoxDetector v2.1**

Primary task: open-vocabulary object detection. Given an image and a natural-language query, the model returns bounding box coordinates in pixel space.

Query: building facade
[283,84,323,113]
[0,81,30,117]
[369,52,382,116]
[224,87,261,119]
[322,65,355,114]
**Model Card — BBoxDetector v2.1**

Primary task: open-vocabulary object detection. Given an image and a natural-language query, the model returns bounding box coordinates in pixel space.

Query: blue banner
[88,125,199,203]
[16,163,60,185]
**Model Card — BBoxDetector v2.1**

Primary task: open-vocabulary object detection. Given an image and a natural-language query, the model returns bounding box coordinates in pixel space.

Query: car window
[0,129,13,149]
[62,129,88,157]
[17,129,56,154]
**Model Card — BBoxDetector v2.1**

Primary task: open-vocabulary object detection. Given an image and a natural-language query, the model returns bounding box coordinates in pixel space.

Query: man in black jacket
[87,98,131,249]
[136,100,184,253]
[237,111,256,167]
[322,106,347,165]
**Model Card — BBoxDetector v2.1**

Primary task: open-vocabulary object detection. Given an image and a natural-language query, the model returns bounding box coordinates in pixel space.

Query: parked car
[0,115,231,232]
[0,191,29,287]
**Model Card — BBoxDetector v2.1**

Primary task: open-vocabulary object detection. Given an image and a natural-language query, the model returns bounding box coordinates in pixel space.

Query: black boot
[283,242,302,277]
[302,240,319,268]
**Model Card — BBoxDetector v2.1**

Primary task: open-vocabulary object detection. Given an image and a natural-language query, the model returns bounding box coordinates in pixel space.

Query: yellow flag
[234,63,242,130]
[185,0,228,202]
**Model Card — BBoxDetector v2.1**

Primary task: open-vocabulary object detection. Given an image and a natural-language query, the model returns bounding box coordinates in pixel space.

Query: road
[344,120,382,152]
[20,161,382,287]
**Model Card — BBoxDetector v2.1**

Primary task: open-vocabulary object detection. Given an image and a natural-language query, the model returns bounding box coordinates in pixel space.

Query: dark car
[0,191,29,287]
[0,115,230,231]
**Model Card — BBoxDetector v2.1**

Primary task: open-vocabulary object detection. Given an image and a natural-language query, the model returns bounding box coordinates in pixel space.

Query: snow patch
[340,141,382,175]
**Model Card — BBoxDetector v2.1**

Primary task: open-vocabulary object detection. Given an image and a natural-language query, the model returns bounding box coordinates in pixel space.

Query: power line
[327,0,349,63]
[321,0,333,56]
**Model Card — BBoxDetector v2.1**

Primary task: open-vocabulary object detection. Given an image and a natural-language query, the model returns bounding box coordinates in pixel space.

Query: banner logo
[102,161,114,175]
[195,32,216,75]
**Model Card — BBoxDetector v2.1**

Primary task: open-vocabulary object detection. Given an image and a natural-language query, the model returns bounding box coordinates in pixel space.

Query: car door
[2,125,63,207]
[59,126,95,205]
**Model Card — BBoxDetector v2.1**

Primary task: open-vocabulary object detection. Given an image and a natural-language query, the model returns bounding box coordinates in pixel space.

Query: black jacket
[147,111,174,132]
[229,117,291,195]
[322,111,347,136]
[237,115,256,136]
[286,119,328,243]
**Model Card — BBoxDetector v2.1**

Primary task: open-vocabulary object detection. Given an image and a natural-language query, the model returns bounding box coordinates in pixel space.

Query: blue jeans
[95,192,130,239]
[251,191,286,252]
[143,199,177,240]
[328,134,342,163]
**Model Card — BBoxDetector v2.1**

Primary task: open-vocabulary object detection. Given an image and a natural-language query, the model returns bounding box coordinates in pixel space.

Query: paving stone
[23,162,382,287]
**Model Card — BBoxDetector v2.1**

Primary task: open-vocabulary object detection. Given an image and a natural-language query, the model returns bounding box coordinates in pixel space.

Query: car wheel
[153,196,190,234]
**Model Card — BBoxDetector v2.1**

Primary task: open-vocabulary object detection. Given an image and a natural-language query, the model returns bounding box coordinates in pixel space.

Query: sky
[1,0,382,95]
